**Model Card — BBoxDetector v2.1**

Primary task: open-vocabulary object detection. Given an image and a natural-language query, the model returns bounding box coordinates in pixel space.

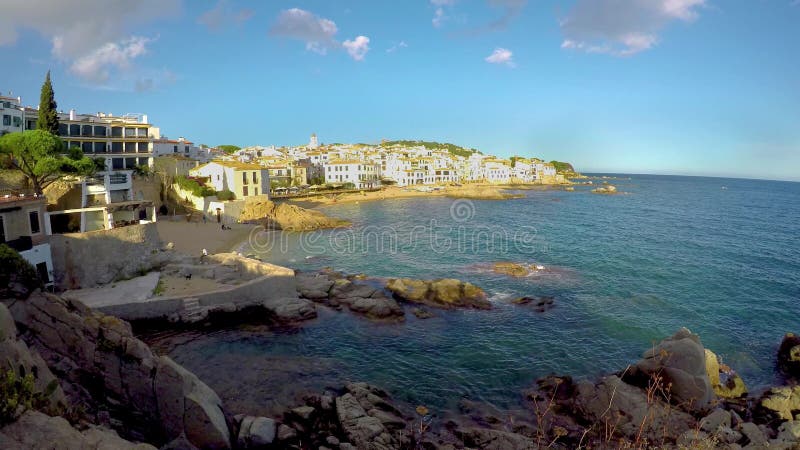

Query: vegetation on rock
[0,244,42,299]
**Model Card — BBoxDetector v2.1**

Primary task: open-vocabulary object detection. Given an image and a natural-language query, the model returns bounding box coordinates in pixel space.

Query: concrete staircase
[180,297,206,323]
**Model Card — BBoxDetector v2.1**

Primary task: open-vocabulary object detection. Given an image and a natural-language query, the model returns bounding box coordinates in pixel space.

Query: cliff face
[5,292,231,448]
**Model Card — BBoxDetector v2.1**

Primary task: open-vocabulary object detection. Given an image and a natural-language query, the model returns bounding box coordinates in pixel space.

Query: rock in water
[625,328,715,412]
[385,278,491,310]
[704,348,747,399]
[778,333,800,378]
[239,198,350,231]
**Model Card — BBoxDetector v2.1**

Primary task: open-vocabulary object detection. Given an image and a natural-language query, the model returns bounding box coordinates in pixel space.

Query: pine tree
[37,70,60,135]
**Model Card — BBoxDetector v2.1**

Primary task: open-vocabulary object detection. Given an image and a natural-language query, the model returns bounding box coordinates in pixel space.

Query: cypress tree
[37,70,60,135]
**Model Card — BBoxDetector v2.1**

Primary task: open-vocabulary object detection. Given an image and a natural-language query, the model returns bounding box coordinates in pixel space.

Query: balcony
[109,173,128,185]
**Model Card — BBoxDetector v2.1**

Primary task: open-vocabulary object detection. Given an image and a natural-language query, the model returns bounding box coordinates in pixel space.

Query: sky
[0,0,798,181]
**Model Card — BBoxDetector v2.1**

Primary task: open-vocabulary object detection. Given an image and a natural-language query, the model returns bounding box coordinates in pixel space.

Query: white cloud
[387,41,409,53]
[0,0,179,85]
[270,8,339,54]
[198,0,254,31]
[343,36,370,61]
[69,36,151,83]
[560,0,705,56]
[269,8,370,61]
[430,0,456,27]
[485,47,515,67]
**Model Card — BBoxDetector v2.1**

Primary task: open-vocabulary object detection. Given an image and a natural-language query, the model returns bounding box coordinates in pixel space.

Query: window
[125,142,136,153]
[94,142,107,153]
[29,211,41,234]
[138,157,149,166]
[81,125,92,136]
[243,186,248,197]
[112,127,123,137]
[252,172,257,184]
[82,142,93,153]
[254,187,258,196]
[125,157,136,169]
[137,127,148,137]
[12,117,21,127]
[137,142,148,153]
[112,158,123,169]
[94,126,106,136]
[173,145,178,153]
[2,115,10,126]
[242,172,248,185]
[58,124,68,136]
[112,142,123,153]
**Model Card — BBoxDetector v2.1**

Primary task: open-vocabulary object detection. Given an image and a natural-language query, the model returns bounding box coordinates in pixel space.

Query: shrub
[216,190,236,201]
[175,175,216,198]
[0,244,42,299]
[0,369,59,425]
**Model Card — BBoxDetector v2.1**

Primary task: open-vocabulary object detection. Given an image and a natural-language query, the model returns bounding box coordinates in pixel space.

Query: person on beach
[201,248,208,262]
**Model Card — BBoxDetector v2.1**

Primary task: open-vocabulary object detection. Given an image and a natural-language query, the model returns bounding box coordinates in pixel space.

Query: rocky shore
[240,198,351,231]
[3,286,800,449]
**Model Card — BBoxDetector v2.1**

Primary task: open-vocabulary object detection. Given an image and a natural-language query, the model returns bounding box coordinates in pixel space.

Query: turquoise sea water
[144,175,800,417]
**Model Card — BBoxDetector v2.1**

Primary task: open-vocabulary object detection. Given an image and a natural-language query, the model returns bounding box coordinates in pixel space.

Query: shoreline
[286,182,570,208]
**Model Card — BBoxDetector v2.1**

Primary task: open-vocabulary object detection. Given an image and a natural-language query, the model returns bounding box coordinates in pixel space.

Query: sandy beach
[288,182,566,208]
[156,219,256,256]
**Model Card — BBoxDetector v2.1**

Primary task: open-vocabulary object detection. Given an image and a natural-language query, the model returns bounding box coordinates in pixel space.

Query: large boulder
[236,416,276,448]
[0,411,156,449]
[778,333,800,379]
[456,428,537,450]
[571,375,696,442]
[154,356,230,449]
[704,348,747,399]
[0,303,67,415]
[757,385,800,422]
[335,383,407,450]
[385,278,491,310]
[7,292,233,449]
[261,296,317,322]
[625,328,715,412]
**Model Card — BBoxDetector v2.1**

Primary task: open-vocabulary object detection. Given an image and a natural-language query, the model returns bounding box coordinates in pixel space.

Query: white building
[0,95,24,136]
[152,137,212,162]
[309,133,319,149]
[0,194,54,288]
[323,160,381,189]
[191,160,270,199]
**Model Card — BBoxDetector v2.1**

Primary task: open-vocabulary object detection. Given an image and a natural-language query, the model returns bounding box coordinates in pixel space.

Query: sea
[142,174,800,418]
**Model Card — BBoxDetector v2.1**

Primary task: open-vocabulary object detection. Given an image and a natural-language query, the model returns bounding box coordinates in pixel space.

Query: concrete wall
[97,272,297,321]
[50,223,164,290]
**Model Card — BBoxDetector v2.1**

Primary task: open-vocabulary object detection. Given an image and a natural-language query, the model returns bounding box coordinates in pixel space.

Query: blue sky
[1,0,798,180]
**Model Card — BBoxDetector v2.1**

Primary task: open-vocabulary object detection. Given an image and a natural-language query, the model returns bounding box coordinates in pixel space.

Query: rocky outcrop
[6,292,233,448]
[296,271,404,321]
[0,303,66,416]
[240,198,350,231]
[335,383,407,450]
[235,415,276,448]
[491,262,545,277]
[456,427,537,450]
[757,385,800,422]
[385,278,491,310]
[512,296,555,312]
[591,185,618,194]
[778,332,800,379]
[0,411,156,450]
[624,328,714,412]
[705,348,747,399]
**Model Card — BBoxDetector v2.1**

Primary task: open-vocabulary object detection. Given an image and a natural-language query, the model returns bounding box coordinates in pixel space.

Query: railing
[109,173,128,185]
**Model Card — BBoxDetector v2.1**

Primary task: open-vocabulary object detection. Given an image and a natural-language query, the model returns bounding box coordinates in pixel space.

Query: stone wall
[50,223,165,290]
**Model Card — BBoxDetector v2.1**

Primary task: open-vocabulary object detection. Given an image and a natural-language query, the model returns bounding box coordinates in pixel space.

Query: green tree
[37,71,59,135]
[0,131,95,193]
[217,145,241,154]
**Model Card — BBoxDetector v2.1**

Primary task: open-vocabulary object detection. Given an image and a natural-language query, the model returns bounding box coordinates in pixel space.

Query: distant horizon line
[579,171,799,184]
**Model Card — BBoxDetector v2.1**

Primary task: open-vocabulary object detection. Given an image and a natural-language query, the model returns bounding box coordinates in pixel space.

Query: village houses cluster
[1,95,561,287]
